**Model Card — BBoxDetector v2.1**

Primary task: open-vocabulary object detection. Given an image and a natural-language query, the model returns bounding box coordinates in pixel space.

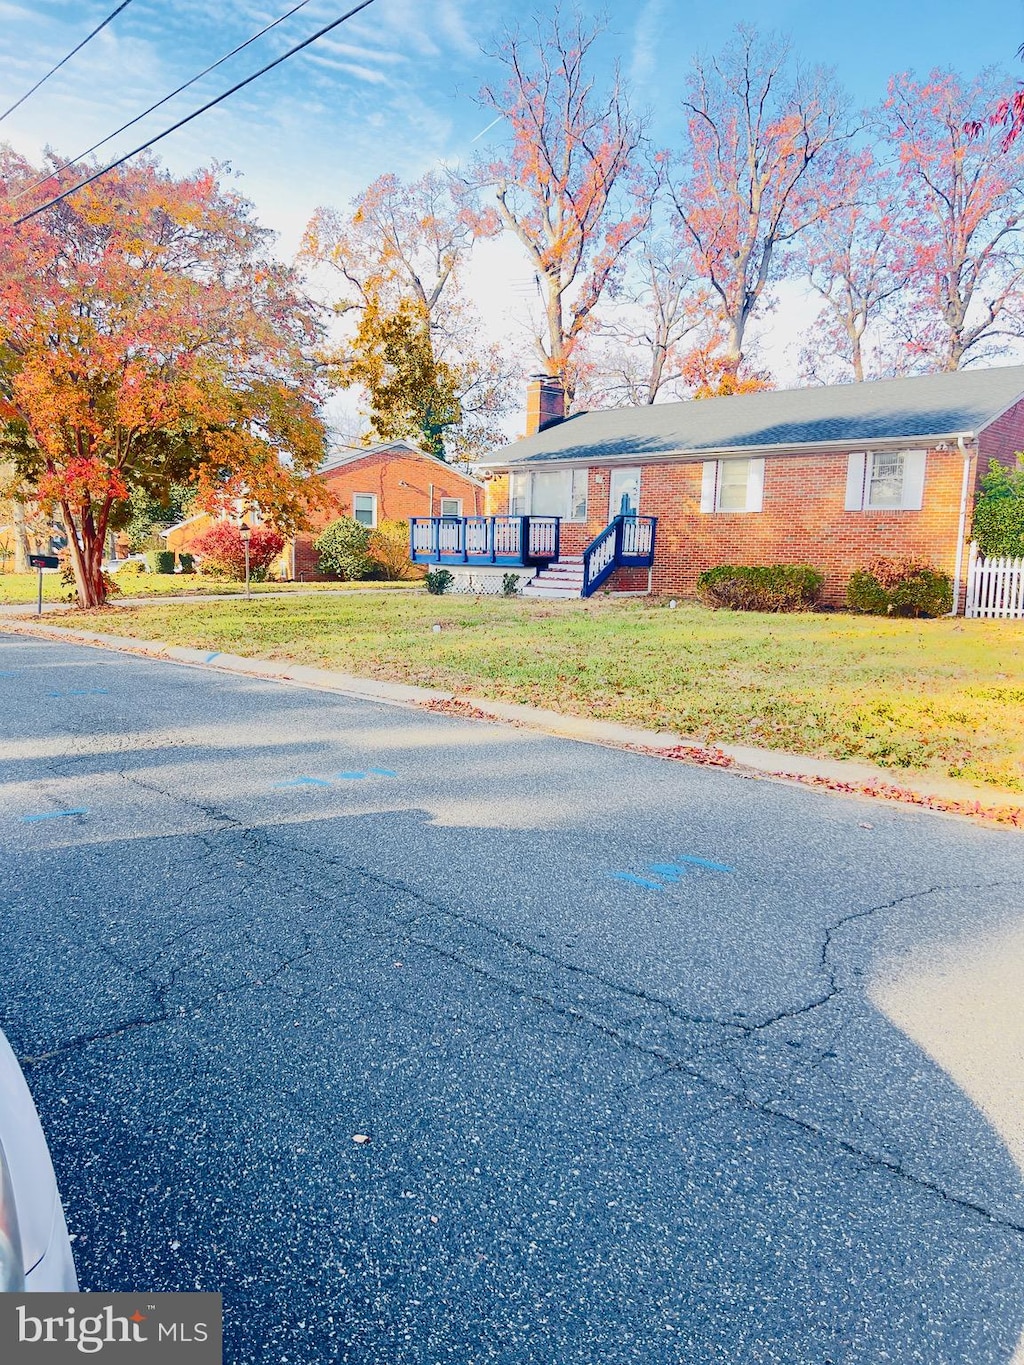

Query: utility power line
[14,0,380,226]
[0,0,137,126]
[16,0,318,202]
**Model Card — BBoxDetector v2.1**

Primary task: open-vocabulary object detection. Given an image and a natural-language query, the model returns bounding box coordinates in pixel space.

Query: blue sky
[2,0,1024,408]
[4,0,1023,248]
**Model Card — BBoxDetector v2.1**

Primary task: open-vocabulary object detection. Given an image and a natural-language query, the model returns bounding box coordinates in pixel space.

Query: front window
[867,452,905,509]
[717,459,751,511]
[507,469,587,522]
[353,493,377,528]
[439,497,462,517]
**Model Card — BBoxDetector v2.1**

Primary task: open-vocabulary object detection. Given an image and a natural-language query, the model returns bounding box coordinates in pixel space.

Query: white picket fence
[965,541,1024,619]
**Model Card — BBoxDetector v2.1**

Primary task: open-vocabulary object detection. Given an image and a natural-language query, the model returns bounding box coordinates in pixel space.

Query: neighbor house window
[439,497,463,517]
[353,493,377,527]
[700,458,765,513]
[845,451,926,511]
[506,468,588,522]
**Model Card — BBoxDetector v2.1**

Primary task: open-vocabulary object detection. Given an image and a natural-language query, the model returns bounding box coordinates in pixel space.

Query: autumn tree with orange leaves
[473,9,649,408]
[577,231,715,406]
[795,149,913,384]
[0,153,329,607]
[667,27,849,381]
[884,69,1024,371]
[302,171,513,461]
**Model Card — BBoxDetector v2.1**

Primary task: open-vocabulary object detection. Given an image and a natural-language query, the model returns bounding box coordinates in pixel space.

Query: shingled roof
[480,365,1024,468]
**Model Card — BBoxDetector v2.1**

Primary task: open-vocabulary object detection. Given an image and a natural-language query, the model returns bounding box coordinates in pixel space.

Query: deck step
[523,556,587,598]
[523,584,582,598]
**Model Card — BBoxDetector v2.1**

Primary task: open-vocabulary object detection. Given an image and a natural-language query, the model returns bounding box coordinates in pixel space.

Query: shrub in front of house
[972,457,1024,557]
[144,549,176,574]
[425,568,454,595]
[696,564,824,612]
[846,557,953,618]
[314,516,374,581]
[369,519,415,580]
[177,552,195,574]
[191,521,284,580]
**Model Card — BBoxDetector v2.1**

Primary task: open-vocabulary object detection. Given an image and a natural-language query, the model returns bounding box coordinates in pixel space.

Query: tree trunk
[59,501,107,609]
[11,500,32,573]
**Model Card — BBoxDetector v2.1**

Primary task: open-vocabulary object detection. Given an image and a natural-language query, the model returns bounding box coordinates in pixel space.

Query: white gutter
[478,430,978,471]
[949,434,976,617]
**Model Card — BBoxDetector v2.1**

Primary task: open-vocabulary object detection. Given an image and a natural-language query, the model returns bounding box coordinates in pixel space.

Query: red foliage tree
[473,10,649,407]
[796,149,914,383]
[191,521,284,580]
[884,70,1024,370]
[667,26,849,378]
[0,151,330,607]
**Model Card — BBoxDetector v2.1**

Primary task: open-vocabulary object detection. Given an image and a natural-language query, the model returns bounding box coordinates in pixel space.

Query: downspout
[950,435,975,616]
[429,483,434,517]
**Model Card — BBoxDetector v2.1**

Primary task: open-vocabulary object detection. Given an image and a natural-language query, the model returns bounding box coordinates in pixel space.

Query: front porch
[410,514,657,597]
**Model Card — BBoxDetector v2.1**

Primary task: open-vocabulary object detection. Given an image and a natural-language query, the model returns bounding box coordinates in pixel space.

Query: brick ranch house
[165,441,482,580]
[292,440,483,579]
[410,366,1024,605]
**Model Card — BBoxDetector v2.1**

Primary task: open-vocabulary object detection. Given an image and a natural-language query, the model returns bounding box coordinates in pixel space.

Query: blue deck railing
[410,515,561,567]
[582,515,657,596]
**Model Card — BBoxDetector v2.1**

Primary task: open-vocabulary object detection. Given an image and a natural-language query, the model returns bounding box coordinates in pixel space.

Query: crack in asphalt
[10,709,1024,1241]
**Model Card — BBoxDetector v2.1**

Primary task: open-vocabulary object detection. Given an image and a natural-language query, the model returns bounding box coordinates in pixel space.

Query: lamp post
[239,521,252,599]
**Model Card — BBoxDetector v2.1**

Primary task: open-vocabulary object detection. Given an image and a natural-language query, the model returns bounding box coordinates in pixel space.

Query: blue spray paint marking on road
[272,776,332,789]
[609,872,665,890]
[610,855,736,891]
[205,652,220,662]
[648,863,688,882]
[333,771,368,781]
[368,767,398,778]
[23,809,88,823]
[673,855,735,873]
[0,670,16,676]
[47,688,109,699]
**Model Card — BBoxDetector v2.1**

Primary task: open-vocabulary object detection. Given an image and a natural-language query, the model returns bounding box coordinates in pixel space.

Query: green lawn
[54,593,1024,793]
[0,571,420,605]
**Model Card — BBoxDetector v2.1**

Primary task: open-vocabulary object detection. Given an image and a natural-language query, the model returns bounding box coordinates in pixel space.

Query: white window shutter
[746,458,765,512]
[900,450,926,509]
[845,452,867,511]
[700,461,718,513]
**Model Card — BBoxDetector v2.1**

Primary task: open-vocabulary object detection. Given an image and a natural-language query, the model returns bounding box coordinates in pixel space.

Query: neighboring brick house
[292,440,484,580]
[457,367,1024,605]
[163,442,483,580]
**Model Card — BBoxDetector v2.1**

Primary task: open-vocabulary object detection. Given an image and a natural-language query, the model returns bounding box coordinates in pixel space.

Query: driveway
[1,631,1023,1363]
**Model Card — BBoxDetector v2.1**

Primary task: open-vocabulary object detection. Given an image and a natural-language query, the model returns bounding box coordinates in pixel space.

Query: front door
[608,467,641,519]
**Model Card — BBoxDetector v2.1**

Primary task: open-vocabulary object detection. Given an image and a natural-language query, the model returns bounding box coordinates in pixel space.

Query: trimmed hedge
[696,564,824,612]
[145,549,176,575]
[314,517,374,581]
[846,557,952,618]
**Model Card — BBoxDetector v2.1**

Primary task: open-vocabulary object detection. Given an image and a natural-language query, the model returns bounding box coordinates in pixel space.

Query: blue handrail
[582,516,657,597]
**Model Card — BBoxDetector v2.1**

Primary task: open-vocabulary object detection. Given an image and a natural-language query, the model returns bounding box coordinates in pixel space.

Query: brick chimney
[525,374,565,436]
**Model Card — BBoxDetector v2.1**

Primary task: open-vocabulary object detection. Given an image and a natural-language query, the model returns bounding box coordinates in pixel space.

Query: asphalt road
[2,630,1024,1364]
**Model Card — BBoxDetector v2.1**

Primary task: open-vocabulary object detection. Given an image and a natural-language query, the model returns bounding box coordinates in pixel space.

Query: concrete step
[522,584,583,598]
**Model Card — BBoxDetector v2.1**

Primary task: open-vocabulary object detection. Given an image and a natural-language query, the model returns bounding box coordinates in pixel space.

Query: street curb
[3,615,1022,829]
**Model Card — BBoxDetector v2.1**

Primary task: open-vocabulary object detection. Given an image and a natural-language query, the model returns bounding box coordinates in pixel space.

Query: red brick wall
[976,399,1024,483]
[293,448,482,579]
[490,449,968,603]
